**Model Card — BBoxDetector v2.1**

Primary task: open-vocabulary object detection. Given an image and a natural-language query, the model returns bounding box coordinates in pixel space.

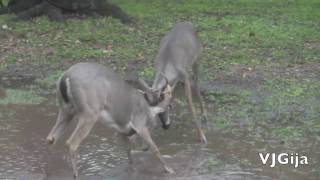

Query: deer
[138,22,208,144]
[46,62,175,178]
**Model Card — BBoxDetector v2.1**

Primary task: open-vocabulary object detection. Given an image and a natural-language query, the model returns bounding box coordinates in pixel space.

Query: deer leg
[120,135,133,164]
[184,75,207,145]
[192,63,208,124]
[66,111,98,178]
[70,149,79,179]
[46,106,74,145]
[128,134,149,151]
[134,127,174,174]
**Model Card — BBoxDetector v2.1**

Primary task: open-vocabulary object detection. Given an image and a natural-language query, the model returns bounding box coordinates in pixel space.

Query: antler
[137,78,152,92]
[159,72,169,88]
[156,73,172,110]
[159,72,172,95]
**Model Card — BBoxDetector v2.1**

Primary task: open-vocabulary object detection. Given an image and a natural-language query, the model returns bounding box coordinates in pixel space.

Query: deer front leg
[135,127,174,174]
[192,63,208,124]
[184,76,207,145]
[120,135,133,164]
[66,112,98,178]
[69,149,79,179]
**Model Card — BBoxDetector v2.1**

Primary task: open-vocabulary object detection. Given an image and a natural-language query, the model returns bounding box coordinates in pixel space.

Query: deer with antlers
[46,62,175,178]
[138,22,208,144]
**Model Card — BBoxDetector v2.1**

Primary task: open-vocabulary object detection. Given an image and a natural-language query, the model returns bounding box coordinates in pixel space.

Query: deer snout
[162,122,171,129]
[46,136,55,145]
[159,112,171,130]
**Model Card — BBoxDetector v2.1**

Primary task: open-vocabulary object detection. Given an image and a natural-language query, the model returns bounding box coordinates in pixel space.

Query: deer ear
[137,89,146,94]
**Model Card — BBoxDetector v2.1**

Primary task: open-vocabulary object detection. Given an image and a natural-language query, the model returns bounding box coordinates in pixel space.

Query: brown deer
[138,22,208,144]
[46,62,174,178]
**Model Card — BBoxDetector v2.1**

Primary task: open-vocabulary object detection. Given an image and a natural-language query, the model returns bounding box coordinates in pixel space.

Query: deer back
[62,63,151,130]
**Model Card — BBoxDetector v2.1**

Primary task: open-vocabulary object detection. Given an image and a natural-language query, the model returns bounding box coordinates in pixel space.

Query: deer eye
[159,93,165,102]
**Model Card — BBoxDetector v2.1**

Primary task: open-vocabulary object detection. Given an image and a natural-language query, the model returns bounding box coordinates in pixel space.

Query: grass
[35,70,63,89]
[205,75,320,141]
[0,88,45,105]
[0,0,319,71]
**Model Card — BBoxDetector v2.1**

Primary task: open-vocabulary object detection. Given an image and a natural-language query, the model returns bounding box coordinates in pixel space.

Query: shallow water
[0,91,319,180]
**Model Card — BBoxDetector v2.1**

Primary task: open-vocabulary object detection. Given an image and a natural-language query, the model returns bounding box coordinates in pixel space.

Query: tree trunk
[0,0,132,24]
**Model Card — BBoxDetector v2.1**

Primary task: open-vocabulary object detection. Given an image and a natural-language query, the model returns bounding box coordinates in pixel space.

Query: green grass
[0,0,319,70]
[205,76,320,141]
[35,70,64,88]
[0,89,45,105]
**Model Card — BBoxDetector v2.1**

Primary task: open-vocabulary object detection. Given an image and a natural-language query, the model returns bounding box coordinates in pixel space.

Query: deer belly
[99,110,131,134]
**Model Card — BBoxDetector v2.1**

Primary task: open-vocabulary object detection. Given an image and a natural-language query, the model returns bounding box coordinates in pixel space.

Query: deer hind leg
[133,126,174,174]
[47,105,74,145]
[184,74,207,145]
[192,63,208,124]
[66,111,98,178]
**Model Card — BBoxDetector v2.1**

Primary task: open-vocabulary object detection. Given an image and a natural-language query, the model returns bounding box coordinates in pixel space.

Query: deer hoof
[46,136,55,145]
[200,133,208,145]
[73,172,78,179]
[164,166,175,174]
[141,145,149,151]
